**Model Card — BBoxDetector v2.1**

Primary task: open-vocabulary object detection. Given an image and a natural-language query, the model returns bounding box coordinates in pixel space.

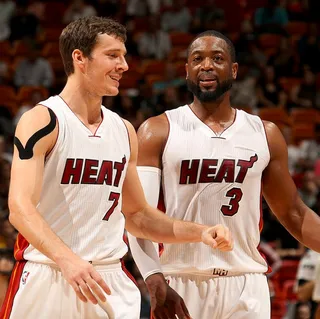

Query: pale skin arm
[262,121,320,252]
[122,118,232,247]
[9,105,110,304]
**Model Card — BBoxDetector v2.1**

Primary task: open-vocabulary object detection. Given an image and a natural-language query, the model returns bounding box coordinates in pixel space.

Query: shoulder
[262,120,287,160]
[15,105,58,150]
[137,113,169,144]
[17,105,57,133]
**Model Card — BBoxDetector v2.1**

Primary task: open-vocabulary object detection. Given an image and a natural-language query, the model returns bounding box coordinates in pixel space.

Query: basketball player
[0,20,233,319]
[128,30,320,319]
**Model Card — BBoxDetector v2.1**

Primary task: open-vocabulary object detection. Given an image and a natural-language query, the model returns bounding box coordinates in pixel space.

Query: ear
[185,63,188,79]
[232,62,238,80]
[72,49,87,73]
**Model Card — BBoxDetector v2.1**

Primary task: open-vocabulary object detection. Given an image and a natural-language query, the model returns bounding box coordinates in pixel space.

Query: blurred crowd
[0,0,320,318]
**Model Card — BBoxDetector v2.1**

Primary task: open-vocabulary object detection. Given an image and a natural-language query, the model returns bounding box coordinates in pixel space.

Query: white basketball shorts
[1,260,141,319]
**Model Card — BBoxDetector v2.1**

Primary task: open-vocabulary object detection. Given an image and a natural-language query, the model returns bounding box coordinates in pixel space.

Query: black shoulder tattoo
[14,108,57,160]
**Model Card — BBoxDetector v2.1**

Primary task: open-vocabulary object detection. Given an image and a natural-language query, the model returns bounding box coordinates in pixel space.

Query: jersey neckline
[185,105,243,139]
[57,95,104,137]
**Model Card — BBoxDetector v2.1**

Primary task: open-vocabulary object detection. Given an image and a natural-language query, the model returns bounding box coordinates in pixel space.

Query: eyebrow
[191,49,225,55]
[104,48,127,55]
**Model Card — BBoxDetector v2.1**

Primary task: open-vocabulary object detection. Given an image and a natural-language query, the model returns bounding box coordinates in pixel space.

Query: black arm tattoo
[14,108,57,160]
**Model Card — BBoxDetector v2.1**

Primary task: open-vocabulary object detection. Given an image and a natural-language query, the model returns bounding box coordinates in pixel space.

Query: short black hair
[187,30,236,62]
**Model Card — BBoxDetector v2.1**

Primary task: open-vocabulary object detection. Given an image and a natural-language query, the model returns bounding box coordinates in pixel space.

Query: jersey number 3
[221,188,243,216]
[103,192,120,221]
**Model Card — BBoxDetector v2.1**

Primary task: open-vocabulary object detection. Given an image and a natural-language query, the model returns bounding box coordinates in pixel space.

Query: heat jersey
[160,105,270,275]
[15,95,130,264]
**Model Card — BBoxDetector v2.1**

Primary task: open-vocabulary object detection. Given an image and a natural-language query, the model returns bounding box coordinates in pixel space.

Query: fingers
[78,279,99,304]
[180,300,192,319]
[71,282,88,303]
[91,270,111,295]
[202,231,218,249]
[215,226,233,251]
[175,301,192,319]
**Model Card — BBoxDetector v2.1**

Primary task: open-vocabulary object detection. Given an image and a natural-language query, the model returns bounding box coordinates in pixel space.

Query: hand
[201,224,233,251]
[57,256,111,304]
[145,273,191,319]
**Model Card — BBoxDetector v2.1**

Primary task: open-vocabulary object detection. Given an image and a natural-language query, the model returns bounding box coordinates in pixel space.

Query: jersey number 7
[103,192,120,221]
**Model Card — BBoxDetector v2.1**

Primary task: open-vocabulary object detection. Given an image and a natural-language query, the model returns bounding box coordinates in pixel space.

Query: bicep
[136,114,168,168]
[262,122,302,223]
[9,106,57,208]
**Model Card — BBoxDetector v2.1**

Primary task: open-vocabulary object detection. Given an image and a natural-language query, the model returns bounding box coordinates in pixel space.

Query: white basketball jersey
[15,96,130,264]
[160,105,270,275]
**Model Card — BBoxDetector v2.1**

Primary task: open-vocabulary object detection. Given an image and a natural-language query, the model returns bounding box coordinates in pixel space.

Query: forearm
[282,199,320,253]
[126,205,207,243]
[9,199,77,264]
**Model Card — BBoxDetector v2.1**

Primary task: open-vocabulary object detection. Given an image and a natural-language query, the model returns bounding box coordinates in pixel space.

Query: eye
[193,56,202,62]
[107,54,118,58]
[214,56,223,61]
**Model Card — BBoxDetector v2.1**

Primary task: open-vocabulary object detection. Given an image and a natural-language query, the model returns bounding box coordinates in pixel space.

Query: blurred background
[0,0,320,318]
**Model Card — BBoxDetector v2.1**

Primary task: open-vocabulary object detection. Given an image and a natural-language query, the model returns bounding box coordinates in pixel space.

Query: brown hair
[59,16,127,76]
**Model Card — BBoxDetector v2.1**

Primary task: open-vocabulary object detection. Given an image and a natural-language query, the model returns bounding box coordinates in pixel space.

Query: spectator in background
[254,0,289,35]
[299,124,320,171]
[126,0,160,17]
[298,171,319,210]
[294,249,320,318]
[152,62,185,94]
[137,15,171,60]
[289,68,318,109]
[268,36,301,78]
[27,0,45,22]
[192,0,226,33]
[285,0,308,21]
[0,60,9,85]
[14,42,54,89]
[230,61,258,108]
[0,0,15,41]
[161,0,191,33]
[9,2,39,42]
[298,23,320,73]
[92,0,119,19]
[235,19,256,60]
[256,65,287,108]
[63,0,97,24]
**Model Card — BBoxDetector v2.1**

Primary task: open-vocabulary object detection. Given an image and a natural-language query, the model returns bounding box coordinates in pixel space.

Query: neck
[60,75,102,125]
[190,94,234,124]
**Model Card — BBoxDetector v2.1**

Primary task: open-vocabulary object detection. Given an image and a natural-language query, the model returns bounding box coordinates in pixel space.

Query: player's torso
[19,96,130,264]
[161,105,270,275]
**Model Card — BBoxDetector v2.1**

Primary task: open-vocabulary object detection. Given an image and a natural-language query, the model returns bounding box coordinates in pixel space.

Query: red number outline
[103,192,120,221]
[221,187,243,216]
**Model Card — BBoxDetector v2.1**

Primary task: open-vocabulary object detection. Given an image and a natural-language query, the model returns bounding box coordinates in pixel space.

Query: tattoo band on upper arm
[14,108,57,160]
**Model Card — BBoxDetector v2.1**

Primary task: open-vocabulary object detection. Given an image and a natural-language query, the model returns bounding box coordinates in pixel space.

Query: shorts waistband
[26,259,122,272]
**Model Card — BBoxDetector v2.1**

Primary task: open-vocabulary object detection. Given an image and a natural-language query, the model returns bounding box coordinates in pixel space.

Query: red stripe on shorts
[14,233,29,261]
[0,261,27,319]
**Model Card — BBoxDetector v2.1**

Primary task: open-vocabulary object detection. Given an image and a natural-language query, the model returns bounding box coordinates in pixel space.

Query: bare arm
[9,105,73,263]
[123,118,224,245]
[9,105,110,304]
[262,121,320,252]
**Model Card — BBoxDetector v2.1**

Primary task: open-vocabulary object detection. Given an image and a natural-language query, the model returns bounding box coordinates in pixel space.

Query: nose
[117,56,129,72]
[201,57,214,71]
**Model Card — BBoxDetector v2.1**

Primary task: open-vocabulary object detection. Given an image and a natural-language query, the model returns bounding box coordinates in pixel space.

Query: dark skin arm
[262,121,320,252]
[136,114,191,319]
